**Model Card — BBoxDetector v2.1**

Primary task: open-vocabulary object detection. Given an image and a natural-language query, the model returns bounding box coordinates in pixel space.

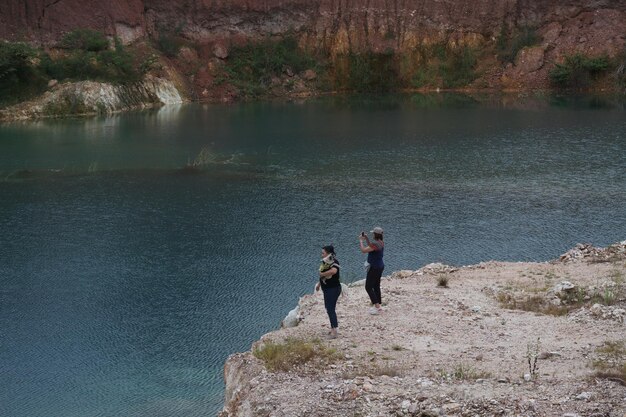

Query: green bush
[156,32,183,58]
[439,45,478,88]
[43,37,140,84]
[0,41,37,83]
[0,42,48,105]
[60,29,110,52]
[222,35,319,98]
[402,42,479,89]
[550,53,611,88]
[347,51,398,93]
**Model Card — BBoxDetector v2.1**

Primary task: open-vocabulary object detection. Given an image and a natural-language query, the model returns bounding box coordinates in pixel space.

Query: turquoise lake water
[1,95,626,416]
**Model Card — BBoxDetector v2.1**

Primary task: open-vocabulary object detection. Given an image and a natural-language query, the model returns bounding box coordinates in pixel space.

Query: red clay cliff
[1,1,625,97]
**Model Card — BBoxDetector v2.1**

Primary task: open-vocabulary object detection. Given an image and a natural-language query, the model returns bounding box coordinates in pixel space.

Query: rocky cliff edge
[221,242,626,417]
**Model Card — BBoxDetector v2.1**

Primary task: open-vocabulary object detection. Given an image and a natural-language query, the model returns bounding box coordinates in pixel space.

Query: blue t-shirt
[367,240,384,269]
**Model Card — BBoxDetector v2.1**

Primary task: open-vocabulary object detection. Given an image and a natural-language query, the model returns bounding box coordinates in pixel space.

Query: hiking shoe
[368,307,379,315]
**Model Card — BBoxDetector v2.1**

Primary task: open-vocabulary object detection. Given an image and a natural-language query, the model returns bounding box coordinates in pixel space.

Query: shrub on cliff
[404,42,479,89]
[0,42,37,83]
[43,36,141,84]
[0,41,48,105]
[347,51,399,93]
[156,32,184,58]
[220,35,319,98]
[549,53,611,89]
[439,45,478,88]
[60,29,110,52]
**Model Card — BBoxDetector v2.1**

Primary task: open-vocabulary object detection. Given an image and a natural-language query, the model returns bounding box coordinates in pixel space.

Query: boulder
[281,305,300,328]
[513,46,545,74]
[178,46,198,64]
[552,281,576,296]
[213,43,229,60]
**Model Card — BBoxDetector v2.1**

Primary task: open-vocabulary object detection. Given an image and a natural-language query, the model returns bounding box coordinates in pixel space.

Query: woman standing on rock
[359,227,385,315]
[316,245,341,339]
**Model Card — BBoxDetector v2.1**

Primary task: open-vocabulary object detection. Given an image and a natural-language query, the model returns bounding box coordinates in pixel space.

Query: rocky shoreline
[0,76,183,122]
[221,242,626,417]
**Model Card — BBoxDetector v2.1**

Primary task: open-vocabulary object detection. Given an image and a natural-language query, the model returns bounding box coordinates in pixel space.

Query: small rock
[420,379,434,387]
[178,46,198,63]
[409,402,419,413]
[523,399,537,411]
[538,351,561,360]
[575,392,592,401]
[550,297,562,306]
[363,382,373,391]
[213,43,229,59]
[471,305,482,313]
[442,403,460,412]
[47,79,58,88]
[552,281,576,295]
[524,373,532,382]
[302,69,317,80]
[563,413,581,417]
[401,400,411,411]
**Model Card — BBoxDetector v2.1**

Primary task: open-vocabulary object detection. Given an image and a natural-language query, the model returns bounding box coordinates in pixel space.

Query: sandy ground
[221,243,626,417]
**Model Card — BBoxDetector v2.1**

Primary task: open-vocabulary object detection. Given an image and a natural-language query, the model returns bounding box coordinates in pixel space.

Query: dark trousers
[322,285,341,328]
[365,266,384,305]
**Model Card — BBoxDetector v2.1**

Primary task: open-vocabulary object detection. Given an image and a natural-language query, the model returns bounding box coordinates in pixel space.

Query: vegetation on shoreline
[217,36,482,98]
[1,29,156,107]
[550,53,611,89]
[217,35,321,98]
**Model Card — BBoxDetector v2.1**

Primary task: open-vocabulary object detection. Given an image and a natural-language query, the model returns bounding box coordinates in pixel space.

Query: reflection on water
[1,94,626,417]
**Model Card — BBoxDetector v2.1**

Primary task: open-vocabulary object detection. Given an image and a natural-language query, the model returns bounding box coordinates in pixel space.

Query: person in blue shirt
[359,226,385,315]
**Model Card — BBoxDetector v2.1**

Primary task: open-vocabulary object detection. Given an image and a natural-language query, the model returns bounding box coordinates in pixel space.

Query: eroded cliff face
[0,0,145,44]
[1,1,625,95]
[4,1,625,51]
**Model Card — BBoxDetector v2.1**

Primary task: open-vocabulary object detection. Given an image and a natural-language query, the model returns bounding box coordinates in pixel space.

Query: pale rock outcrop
[0,76,182,121]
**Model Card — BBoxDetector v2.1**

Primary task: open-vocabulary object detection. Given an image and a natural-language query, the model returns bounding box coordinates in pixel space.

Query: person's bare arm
[319,267,338,278]
[359,237,375,253]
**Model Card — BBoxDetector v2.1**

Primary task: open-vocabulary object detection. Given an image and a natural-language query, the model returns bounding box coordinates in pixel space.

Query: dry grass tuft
[496,292,572,316]
[253,337,342,372]
[437,274,449,288]
[340,361,405,379]
[597,340,626,357]
[439,363,491,381]
[592,340,626,385]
